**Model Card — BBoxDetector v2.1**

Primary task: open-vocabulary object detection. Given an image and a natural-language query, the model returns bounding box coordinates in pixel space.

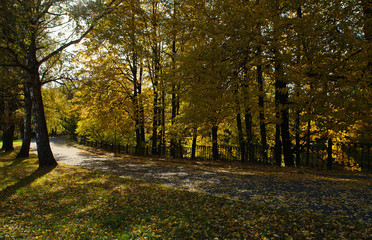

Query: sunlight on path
[30,137,372,223]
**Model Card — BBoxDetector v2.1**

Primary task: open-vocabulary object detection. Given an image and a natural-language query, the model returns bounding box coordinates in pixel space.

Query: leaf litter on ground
[0,146,371,239]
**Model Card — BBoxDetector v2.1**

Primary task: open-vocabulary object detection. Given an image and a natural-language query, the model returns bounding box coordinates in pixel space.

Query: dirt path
[31,137,372,223]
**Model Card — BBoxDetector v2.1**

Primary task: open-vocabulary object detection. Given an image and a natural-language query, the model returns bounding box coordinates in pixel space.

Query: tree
[27,0,370,169]
[0,0,124,168]
[0,66,22,152]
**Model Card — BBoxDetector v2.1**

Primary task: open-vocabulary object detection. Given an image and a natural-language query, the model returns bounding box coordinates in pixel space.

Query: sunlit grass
[0,139,22,150]
[0,147,370,239]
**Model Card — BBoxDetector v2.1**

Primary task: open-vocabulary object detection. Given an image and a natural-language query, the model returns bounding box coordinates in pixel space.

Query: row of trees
[72,0,371,166]
[1,0,371,168]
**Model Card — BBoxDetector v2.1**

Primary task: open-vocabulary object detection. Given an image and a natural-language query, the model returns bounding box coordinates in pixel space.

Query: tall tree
[0,0,124,168]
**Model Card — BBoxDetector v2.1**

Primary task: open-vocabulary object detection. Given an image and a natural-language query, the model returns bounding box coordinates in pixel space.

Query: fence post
[327,138,333,170]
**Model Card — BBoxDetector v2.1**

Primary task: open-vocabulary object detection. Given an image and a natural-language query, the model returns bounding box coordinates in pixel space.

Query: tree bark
[151,89,158,155]
[170,44,180,158]
[274,53,294,167]
[133,57,146,155]
[17,84,32,158]
[306,117,311,167]
[245,110,254,162]
[327,138,333,170]
[362,0,371,69]
[30,78,57,168]
[272,0,294,167]
[27,32,57,168]
[151,49,159,155]
[294,5,302,167]
[281,106,294,166]
[160,81,166,155]
[274,62,282,166]
[139,61,146,150]
[257,63,268,162]
[274,123,282,166]
[191,126,197,159]
[151,2,161,156]
[236,113,246,162]
[2,125,14,152]
[295,108,301,166]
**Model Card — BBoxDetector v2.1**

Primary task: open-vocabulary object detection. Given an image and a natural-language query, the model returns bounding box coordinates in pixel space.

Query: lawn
[0,147,371,239]
[0,139,22,149]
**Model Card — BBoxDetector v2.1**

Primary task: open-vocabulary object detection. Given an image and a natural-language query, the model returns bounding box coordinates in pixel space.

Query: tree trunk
[160,83,166,155]
[281,107,294,166]
[306,118,311,167]
[245,110,254,162]
[170,86,178,157]
[151,110,158,155]
[295,109,301,166]
[139,63,146,150]
[272,0,293,167]
[257,63,268,162]
[294,5,302,167]
[170,84,180,157]
[191,126,197,159]
[362,0,371,70]
[170,2,181,158]
[17,84,32,158]
[1,97,14,152]
[274,123,282,166]
[274,63,282,166]
[151,3,161,156]
[275,56,294,167]
[27,35,57,168]
[151,83,158,155]
[236,113,246,162]
[2,125,15,152]
[170,85,181,158]
[30,78,57,168]
[133,58,146,155]
[212,125,219,160]
[327,138,333,170]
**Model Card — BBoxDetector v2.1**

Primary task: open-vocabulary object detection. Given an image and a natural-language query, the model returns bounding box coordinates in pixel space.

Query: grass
[0,146,371,239]
[0,139,22,149]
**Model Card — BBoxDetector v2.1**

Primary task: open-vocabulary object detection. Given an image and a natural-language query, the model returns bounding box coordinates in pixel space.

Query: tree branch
[39,0,125,65]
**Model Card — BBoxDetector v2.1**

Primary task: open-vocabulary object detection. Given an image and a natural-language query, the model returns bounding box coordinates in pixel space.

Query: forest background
[0,0,371,170]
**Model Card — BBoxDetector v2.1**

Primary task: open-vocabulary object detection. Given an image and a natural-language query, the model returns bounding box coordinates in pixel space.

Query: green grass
[0,147,371,239]
[0,139,22,149]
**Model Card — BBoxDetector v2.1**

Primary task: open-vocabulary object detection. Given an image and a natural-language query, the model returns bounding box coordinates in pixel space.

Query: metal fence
[77,137,371,172]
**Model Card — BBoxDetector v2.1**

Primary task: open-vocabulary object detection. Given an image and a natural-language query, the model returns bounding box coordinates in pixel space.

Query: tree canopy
[1,0,370,168]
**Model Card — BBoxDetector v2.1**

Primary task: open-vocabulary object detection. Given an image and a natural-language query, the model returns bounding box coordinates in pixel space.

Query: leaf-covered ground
[1,144,371,239]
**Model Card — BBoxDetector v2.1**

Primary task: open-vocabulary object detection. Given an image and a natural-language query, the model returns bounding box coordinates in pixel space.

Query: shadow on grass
[1,158,28,170]
[0,166,55,201]
[0,149,16,160]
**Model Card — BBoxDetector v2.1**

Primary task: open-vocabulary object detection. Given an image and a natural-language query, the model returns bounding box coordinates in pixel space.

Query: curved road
[31,137,371,223]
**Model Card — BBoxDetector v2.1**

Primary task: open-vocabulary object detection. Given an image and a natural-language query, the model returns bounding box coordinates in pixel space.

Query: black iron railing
[77,137,371,171]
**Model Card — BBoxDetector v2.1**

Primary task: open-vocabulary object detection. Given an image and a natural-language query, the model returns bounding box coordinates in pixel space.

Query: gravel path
[31,137,372,223]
